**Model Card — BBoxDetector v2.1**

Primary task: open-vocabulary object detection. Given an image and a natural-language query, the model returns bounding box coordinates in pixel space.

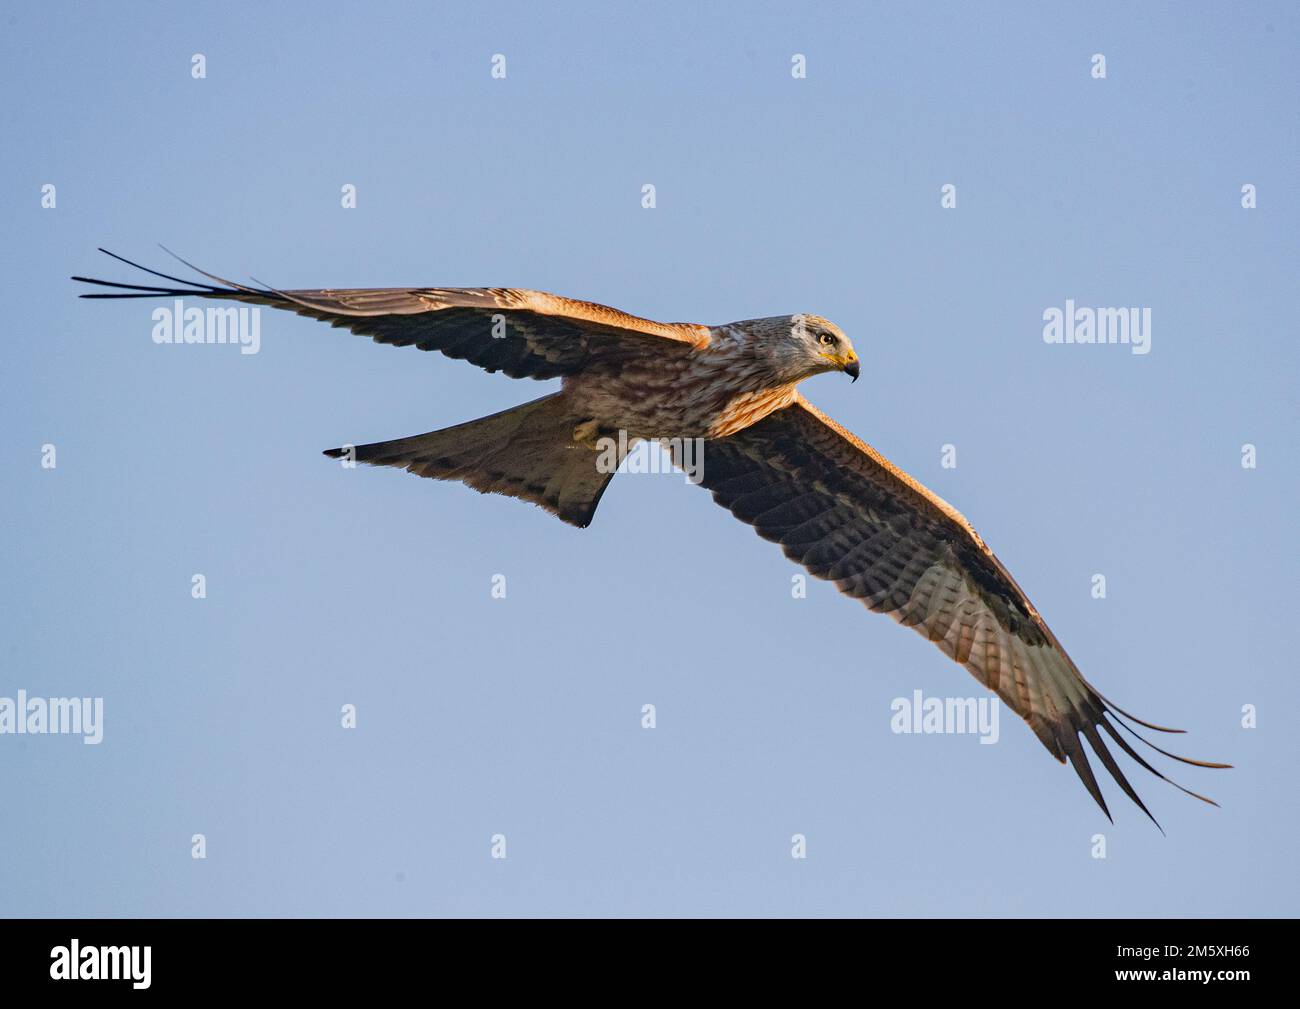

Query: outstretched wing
[73,249,710,380]
[696,396,1227,825]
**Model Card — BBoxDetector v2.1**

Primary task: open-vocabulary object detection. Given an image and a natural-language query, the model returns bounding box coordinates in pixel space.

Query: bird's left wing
[694,395,1226,825]
[74,249,710,380]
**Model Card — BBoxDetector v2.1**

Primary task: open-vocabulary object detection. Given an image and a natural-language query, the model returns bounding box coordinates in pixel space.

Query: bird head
[791,314,859,382]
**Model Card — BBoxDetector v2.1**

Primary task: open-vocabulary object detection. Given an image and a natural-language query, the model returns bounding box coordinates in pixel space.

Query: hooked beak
[843,357,860,382]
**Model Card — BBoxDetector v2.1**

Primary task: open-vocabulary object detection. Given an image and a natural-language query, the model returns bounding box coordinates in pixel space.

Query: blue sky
[1,1,1296,917]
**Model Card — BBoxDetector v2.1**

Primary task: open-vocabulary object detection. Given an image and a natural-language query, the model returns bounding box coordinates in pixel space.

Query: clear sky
[2,1,1296,917]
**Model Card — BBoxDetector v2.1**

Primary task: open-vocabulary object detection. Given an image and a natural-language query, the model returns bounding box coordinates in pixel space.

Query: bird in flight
[75,249,1227,826]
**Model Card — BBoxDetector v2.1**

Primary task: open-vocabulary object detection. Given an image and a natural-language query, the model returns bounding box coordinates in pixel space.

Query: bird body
[562,341,799,440]
[74,249,1226,826]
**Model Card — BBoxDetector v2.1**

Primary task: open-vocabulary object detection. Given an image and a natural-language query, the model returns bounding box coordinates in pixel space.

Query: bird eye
[819,333,835,346]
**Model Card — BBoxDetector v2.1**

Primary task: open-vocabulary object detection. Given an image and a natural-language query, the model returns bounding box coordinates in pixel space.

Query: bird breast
[563,346,797,440]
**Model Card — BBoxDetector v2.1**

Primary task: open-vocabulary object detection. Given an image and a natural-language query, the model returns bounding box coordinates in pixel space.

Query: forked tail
[323,393,620,528]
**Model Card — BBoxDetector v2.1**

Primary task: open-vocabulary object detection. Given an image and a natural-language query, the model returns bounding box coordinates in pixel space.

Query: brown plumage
[75,249,1228,826]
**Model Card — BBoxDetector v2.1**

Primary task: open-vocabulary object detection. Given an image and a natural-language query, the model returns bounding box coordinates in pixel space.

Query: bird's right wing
[74,249,710,380]
[693,395,1227,826]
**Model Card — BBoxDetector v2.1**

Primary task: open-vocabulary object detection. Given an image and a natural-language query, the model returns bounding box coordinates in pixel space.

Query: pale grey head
[734,313,859,385]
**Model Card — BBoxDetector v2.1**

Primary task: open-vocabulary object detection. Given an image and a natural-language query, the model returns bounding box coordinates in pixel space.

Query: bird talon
[572,419,602,448]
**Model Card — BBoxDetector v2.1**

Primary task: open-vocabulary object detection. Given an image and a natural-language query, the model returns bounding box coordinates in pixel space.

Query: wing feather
[696,395,1227,823]
[74,249,710,380]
